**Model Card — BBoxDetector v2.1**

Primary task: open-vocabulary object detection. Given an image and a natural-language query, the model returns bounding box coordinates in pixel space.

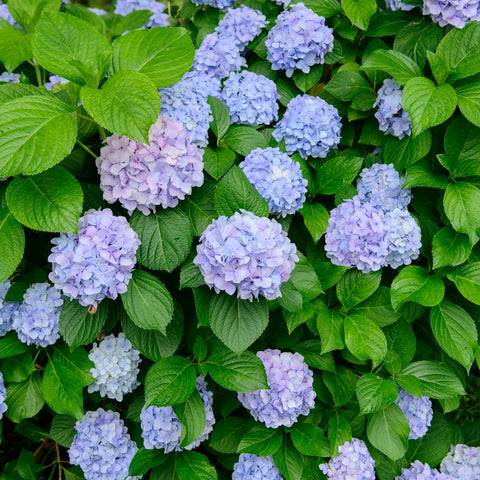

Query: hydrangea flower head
[49,208,140,307]
[440,444,480,479]
[0,372,7,421]
[221,71,279,126]
[69,408,139,480]
[12,283,62,347]
[374,79,411,139]
[191,0,235,10]
[45,75,69,91]
[397,460,455,479]
[265,3,334,77]
[114,0,169,27]
[232,454,283,480]
[385,0,416,10]
[96,115,204,214]
[215,6,267,49]
[238,349,315,428]
[239,147,307,217]
[88,333,141,401]
[0,72,20,83]
[423,0,480,28]
[194,211,298,300]
[0,280,18,337]
[273,94,341,159]
[395,388,433,440]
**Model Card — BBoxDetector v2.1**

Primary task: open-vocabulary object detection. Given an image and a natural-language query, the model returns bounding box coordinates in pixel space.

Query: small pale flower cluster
[88,333,141,402]
[191,0,235,10]
[232,454,283,480]
[194,211,298,300]
[0,72,20,83]
[114,0,169,27]
[0,372,7,420]
[395,388,433,439]
[69,409,140,480]
[238,349,316,428]
[320,438,376,479]
[239,147,307,217]
[96,115,204,214]
[396,460,455,480]
[45,75,69,91]
[0,280,18,337]
[385,0,416,11]
[49,208,140,307]
[12,283,62,347]
[374,79,412,139]
[221,71,279,126]
[440,444,480,479]
[265,3,334,77]
[273,94,342,159]
[423,0,480,28]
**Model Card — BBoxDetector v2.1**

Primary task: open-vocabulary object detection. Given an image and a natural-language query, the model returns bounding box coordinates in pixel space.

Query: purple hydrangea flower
[238,349,316,428]
[69,409,139,480]
[272,94,342,159]
[12,283,62,348]
[96,116,204,214]
[232,454,283,480]
[423,0,480,28]
[320,438,376,479]
[440,444,480,479]
[374,79,412,139]
[45,75,69,91]
[114,0,169,27]
[191,0,235,10]
[192,33,246,80]
[239,147,307,217]
[385,0,417,10]
[88,333,141,402]
[265,3,334,77]
[215,5,267,49]
[397,460,455,480]
[0,72,20,83]
[395,388,433,440]
[49,208,140,308]
[194,211,298,300]
[140,376,215,451]
[221,71,279,126]
[0,2,18,27]
[0,280,18,337]
[0,372,7,421]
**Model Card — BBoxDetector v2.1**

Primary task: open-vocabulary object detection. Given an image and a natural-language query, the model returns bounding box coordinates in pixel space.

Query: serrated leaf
[174,389,206,448]
[0,207,25,282]
[337,269,381,310]
[447,262,480,306]
[203,147,235,180]
[383,129,431,170]
[328,414,351,456]
[209,417,246,454]
[182,179,218,236]
[224,125,267,156]
[207,96,230,140]
[176,451,217,480]
[314,152,363,195]
[273,437,304,480]
[455,76,480,128]
[301,203,329,243]
[356,374,398,414]
[404,161,449,189]
[238,425,283,456]
[352,287,400,328]
[384,320,416,375]
[341,0,376,30]
[8,0,60,32]
[290,423,330,457]
[0,26,32,72]
[50,415,76,448]
[6,372,44,423]
[323,366,357,406]
[325,71,372,101]
[0,333,29,359]
[316,301,345,354]
[432,227,471,270]
[129,448,167,477]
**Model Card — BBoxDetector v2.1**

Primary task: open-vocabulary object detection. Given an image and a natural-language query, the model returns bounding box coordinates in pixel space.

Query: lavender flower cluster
[194,211,298,300]
[238,349,315,428]
[239,147,307,217]
[114,0,169,27]
[0,372,7,421]
[48,208,140,307]
[397,460,455,480]
[385,0,416,11]
[0,72,20,83]
[395,388,433,439]
[440,444,480,479]
[0,280,17,337]
[96,115,204,214]
[45,75,69,91]
[69,409,139,480]
[191,0,235,10]
[423,0,480,28]
[273,94,342,159]
[232,454,283,480]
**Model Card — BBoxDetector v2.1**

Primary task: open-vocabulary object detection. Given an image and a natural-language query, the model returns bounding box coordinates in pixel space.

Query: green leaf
[0,26,32,72]
[238,425,283,456]
[292,65,324,93]
[352,287,400,328]
[0,95,77,177]
[323,366,357,406]
[316,301,345,354]
[295,340,335,371]
[294,0,340,18]
[145,356,197,407]
[0,207,25,282]
[337,269,381,310]
[390,266,445,311]
[17,449,37,480]
[8,0,60,32]
[314,152,363,195]
[384,320,416,375]
[182,179,218,236]
[203,147,235,180]
[448,262,480,307]
[365,10,411,38]
[81,70,160,144]
[121,270,174,334]
[50,415,76,448]
[209,417,247,454]
[325,71,372,101]
[341,0,376,30]
[404,161,449,189]
[109,10,154,37]
[207,96,230,140]
[129,448,167,477]
[290,423,330,457]
[224,125,268,156]
[0,333,29,359]
[179,258,204,290]
[455,76,480,128]
[6,372,44,423]
[356,374,398,414]
[273,437,304,480]
[383,129,431,170]
[327,414,351,456]
[173,389,206,448]
[288,252,323,301]
[176,451,217,480]
[208,293,269,354]
[0,353,34,383]
[432,227,471,269]
[0,83,50,103]
[112,27,194,88]
[301,203,329,243]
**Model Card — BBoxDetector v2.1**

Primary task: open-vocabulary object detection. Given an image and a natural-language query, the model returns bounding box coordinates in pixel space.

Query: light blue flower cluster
[0,372,7,420]
[238,349,315,428]
[423,0,480,28]
[0,2,17,27]
[374,79,412,139]
[272,94,342,159]
[0,280,18,337]
[12,283,62,348]
[265,3,334,77]
[395,388,433,440]
[221,71,279,126]
[96,115,204,214]
[320,438,375,479]
[441,444,480,479]
[239,147,307,217]
[232,454,283,480]
[191,0,235,10]
[215,5,267,49]
[385,0,416,10]
[0,72,20,83]
[194,211,298,300]
[49,208,140,308]
[69,409,139,480]
[114,0,169,27]
[45,75,69,91]
[88,333,141,402]
[140,376,215,451]
[397,460,455,480]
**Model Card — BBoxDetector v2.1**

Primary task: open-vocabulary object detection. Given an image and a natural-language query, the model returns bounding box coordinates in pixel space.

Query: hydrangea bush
[0,0,480,479]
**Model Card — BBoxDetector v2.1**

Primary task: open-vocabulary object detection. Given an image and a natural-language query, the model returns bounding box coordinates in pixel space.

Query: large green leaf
[300,203,329,243]
[455,76,480,128]
[238,425,283,456]
[5,372,44,423]
[202,147,235,180]
[0,207,25,282]
[352,287,400,328]
[273,437,304,480]
[8,0,60,32]
[0,26,32,72]
[383,130,431,170]
[181,179,218,236]
[336,269,381,310]
[316,301,345,354]
[209,417,247,454]
[447,262,480,306]
[290,423,330,457]
[173,389,206,448]
[325,71,372,101]
[356,374,398,414]
[341,0,376,30]
[384,320,416,375]
[323,366,357,406]
[432,227,471,270]
[223,126,267,156]
[176,451,217,480]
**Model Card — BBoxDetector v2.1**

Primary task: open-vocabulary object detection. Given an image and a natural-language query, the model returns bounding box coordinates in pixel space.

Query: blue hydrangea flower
[239,147,307,217]
[88,333,141,402]
[194,211,298,300]
[12,283,62,348]
[140,376,215,451]
[0,280,18,337]
[191,0,235,10]
[221,71,279,126]
[45,75,69,91]
[265,3,334,77]
[374,79,412,139]
[423,0,480,28]
[215,5,267,49]
[273,94,342,159]
[320,438,376,479]
[69,409,139,480]
[232,454,283,480]
[238,349,316,428]
[96,115,204,214]
[385,0,416,10]
[48,208,140,308]
[192,33,246,80]
[88,7,107,15]
[441,444,480,480]
[357,163,412,212]
[395,388,433,440]
[0,372,7,421]
[0,2,18,27]
[0,72,20,83]
[397,460,455,480]
[114,0,169,27]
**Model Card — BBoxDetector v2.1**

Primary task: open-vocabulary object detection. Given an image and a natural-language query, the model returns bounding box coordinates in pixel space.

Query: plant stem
[98,125,107,141]
[76,139,97,158]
